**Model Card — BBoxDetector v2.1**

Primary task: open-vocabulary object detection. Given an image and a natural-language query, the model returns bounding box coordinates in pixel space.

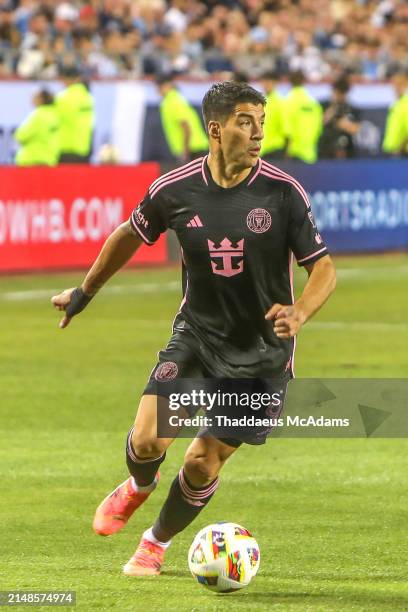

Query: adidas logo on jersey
[187,215,203,228]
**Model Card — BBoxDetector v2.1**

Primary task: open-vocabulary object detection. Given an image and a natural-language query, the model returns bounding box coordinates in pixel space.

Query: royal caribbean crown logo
[207,237,244,277]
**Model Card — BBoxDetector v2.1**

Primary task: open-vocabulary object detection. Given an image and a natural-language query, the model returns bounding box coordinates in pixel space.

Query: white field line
[1,264,407,302]
[128,320,406,331]
[0,281,180,302]
[1,282,406,332]
[307,321,407,331]
[335,266,408,279]
[129,320,406,331]
[133,320,406,331]
[66,319,405,331]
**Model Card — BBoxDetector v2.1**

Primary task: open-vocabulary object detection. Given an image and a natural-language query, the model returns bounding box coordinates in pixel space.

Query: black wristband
[65,287,94,317]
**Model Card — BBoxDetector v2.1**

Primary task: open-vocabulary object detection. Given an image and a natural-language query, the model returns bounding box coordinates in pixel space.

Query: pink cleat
[123,537,166,576]
[93,474,159,536]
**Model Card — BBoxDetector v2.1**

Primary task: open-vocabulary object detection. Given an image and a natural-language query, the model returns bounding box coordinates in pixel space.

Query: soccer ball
[188,522,260,593]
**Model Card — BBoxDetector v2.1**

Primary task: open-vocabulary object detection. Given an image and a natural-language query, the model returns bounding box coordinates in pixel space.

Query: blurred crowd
[0,0,408,81]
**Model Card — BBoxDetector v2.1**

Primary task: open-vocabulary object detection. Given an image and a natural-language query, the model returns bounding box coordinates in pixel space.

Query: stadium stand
[0,0,407,80]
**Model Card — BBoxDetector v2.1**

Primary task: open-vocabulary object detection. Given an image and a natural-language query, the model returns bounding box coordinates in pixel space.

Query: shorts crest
[155,361,179,381]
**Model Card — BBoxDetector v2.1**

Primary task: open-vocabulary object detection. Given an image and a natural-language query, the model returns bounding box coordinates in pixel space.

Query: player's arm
[51,221,142,329]
[323,104,336,125]
[336,116,360,135]
[265,254,336,338]
[265,257,336,337]
[266,182,336,338]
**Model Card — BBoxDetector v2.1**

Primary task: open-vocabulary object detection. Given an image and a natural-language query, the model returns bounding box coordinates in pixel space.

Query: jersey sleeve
[286,183,329,266]
[129,188,169,245]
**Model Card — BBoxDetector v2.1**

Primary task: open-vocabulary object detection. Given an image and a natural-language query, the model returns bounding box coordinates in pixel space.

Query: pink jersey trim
[180,277,188,309]
[261,159,311,205]
[247,158,262,186]
[289,250,295,304]
[289,249,296,378]
[297,247,327,264]
[201,155,209,186]
[149,160,202,194]
[260,160,311,208]
[130,212,155,245]
[150,167,202,199]
[149,158,203,193]
[170,263,188,332]
[260,169,311,210]
[260,169,313,215]
[178,246,188,309]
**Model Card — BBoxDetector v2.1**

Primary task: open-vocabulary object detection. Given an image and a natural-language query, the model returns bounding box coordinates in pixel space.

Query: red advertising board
[0,164,165,272]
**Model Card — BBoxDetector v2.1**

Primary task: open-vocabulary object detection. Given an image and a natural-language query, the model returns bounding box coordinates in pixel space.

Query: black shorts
[143,323,290,447]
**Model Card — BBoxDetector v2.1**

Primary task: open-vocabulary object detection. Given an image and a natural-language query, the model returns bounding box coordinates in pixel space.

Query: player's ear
[208,121,221,141]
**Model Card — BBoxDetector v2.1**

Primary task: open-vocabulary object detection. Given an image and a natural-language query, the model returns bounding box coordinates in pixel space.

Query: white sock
[130,475,158,494]
[143,527,172,549]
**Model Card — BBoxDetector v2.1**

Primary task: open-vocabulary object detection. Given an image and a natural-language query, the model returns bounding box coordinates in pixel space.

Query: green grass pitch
[1,253,407,611]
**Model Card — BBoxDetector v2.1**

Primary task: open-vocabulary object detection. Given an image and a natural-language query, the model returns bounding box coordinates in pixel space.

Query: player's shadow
[160,570,190,577]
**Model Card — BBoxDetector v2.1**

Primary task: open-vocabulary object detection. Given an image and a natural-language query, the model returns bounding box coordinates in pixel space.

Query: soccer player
[51,81,336,576]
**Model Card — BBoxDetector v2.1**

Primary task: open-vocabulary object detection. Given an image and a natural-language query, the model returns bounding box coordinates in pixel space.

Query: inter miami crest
[246,208,272,233]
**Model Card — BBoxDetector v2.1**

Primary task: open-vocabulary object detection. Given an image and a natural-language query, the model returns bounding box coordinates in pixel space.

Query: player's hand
[51,287,93,329]
[265,303,306,338]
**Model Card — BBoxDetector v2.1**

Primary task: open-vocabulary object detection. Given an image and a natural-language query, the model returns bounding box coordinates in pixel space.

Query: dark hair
[391,69,408,80]
[202,81,265,129]
[31,9,51,22]
[333,76,350,94]
[59,64,80,78]
[37,89,54,105]
[232,71,249,83]
[155,71,175,86]
[289,70,305,87]
[261,70,279,81]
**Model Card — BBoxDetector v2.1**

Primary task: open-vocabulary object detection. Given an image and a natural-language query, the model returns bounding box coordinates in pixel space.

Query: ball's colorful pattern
[188,522,260,593]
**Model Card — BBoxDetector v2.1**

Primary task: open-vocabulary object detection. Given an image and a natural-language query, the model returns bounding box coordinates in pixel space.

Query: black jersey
[130,156,328,377]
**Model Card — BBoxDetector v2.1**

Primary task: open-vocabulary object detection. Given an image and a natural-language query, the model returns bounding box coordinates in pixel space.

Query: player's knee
[131,430,166,460]
[183,451,220,486]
